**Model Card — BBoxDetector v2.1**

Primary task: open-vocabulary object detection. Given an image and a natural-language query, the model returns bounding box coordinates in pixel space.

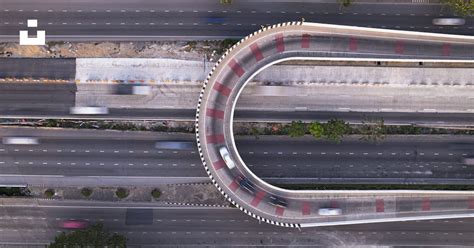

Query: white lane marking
[71,150,76,152]
[114,151,119,153]
[57,150,62,152]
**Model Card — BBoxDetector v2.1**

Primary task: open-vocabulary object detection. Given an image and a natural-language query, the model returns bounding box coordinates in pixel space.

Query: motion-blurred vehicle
[69,106,109,115]
[115,84,152,95]
[2,137,39,145]
[318,208,342,216]
[154,141,195,150]
[237,175,256,194]
[463,157,474,165]
[60,220,89,229]
[219,146,235,169]
[268,195,288,208]
[206,16,226,24]
[432,17,465,26]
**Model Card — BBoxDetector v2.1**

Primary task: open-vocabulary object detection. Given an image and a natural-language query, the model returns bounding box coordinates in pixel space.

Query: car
[115,84,152,95]
[237,175,256,194]
[2,137,39,145]
[155,141,195,150]
[206,17,226,24]
[318,208,342,216]
[60,220,89,229]
[268,195,288,208]
[432,18,465,26]
[69,106,109,115]
[219,146,235,170]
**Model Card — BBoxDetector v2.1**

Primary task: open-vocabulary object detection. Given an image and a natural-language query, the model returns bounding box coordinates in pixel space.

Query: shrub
[81,188,93,198]
[115,188,129,199]
[151,188,161,199]
[44,189,55,198]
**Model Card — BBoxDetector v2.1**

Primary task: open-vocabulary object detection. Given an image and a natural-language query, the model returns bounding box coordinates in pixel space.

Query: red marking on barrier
[206,134,225,144]
[275,206,285,216]
[250,43,264,62]
[442,43,451,56]
[468,198,474,209]
[275,34,285,52]
[349,37,358,51]
[251,191,266,207]
[301,34,310,48]
[330,200,338,208]
[302,202,311,215]
[228,59,245,77]
[376,199,384,213]
[228,180,239,192]
[422,198,431,211]
[206,108,224,119]
[213,82,231,97]
[395,41,405,54]
[212,159,226,170]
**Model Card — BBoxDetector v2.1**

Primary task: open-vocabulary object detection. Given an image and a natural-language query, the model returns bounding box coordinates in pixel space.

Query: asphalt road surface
[0,127,472,186]
[0,58,75,79]
[1,200,474,246]
[0,0,473,41]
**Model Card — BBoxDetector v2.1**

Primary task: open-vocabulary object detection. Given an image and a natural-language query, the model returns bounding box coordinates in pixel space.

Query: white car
[2,137,39,145]
[219,146,235,170]
[70,106,109,115]
[132,85,152,95]
[318,208,342,216]
[432,18,465,26]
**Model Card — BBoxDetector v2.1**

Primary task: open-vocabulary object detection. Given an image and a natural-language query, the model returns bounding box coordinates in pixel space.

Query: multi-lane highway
[0,0,473,41]
[0,127,473,187]
[2,200,474,246]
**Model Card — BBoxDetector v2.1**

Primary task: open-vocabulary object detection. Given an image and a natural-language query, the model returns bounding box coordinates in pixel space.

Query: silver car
[318,208,342,216]
[219,146,235,170]
[432,18,465,26]
[2,137,39,145]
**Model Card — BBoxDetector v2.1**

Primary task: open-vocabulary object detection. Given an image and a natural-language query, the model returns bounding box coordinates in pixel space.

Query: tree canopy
[442,0,474,17]
[49,223,127,248]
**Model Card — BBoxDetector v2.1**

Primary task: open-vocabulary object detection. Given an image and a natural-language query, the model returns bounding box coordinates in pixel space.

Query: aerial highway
[0,127,473,187]
[0,0,474,42]
[196,22,474,227]
[1,199,474,246]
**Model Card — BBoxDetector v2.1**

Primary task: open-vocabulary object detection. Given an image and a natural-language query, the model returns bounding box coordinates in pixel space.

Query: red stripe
[228,180,239,192]
[206,108,224,119]
[330,200,338,208]
[275,206,285,216]
[349,37,358,51]
[376,199,384,213]
[469,198,474,209]
[422,198,431,211]
[213,82,231,97]
[301,34,310,48]
[228,59,245,77]
[275,34,285,52]
[395,41,405,54]
[302,202,311,215]
[442,43,451,56]
[213,159,226,170]
[206,134,225,144]
[250,43,264,61]
[251,191,266,207]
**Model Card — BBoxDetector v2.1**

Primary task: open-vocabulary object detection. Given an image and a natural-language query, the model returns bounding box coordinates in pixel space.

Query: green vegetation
[0,187,30,197]
[278,184,474,191]
[308,119,351,143]
[81,188,93,198]
[220,0,233,4]
[151,188,161,199]
[115,188,129,199]
[287,120,306,137]
[44,188,55,198]
[339,0,353,7]
[49,223,127,248]
[441,0,474,17]
[359,118,386,144]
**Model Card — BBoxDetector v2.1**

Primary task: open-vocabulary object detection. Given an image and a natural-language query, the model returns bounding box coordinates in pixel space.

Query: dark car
[206,17,226,24]
[268,195,288,208]
[237,175,256,194]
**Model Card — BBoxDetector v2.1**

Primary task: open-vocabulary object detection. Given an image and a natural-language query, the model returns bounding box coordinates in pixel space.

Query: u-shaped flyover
[196,22,474,228]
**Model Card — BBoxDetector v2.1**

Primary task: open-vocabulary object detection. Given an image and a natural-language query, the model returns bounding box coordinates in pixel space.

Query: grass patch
[44,189,55,198]
[115,188,129,199]
[277,184,474,191]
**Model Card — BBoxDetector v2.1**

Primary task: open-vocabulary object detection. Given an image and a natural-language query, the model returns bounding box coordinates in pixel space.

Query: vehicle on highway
[463,157,474,165]
[2,137,39,145]
[206,16,226,24]
[115,84,152,95]
[237,175,256,194]
[318,208,342,216]
[69,106,109,115]
[59,220,89,229]
[219,146,235,170]
[155,141,195,150]
[268,195,288,208]
[432,17,465,26]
